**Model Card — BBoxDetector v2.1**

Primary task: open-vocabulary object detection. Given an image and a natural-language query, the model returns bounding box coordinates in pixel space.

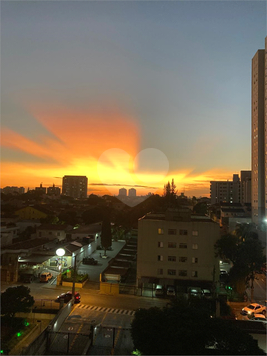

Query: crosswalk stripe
[77,304,135,316]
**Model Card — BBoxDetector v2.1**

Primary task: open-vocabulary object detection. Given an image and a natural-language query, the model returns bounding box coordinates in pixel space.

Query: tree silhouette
[1,286,34,318]
[101,214,112,256]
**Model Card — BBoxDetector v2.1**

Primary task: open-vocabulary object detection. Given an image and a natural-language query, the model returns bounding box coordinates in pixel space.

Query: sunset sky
[1,1,266,197]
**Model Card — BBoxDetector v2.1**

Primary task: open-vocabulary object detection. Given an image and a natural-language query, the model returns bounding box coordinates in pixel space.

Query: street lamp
[56,248,65,271]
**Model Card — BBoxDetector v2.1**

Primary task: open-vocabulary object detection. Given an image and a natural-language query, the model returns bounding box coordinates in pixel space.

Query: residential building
[118,188,127,196]
[251,38,267,224]
[47,184,61,196]
[137,208,220,292]
[128,188,137,197]
[35,183,46,194]
[37,224,72,242]
[62,175,88,199]
[1,186,25,195]
[210,171,251,205]
[14,205,53,220]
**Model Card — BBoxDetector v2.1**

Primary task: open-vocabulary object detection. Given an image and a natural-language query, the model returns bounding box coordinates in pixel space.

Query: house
[15,205,53,220]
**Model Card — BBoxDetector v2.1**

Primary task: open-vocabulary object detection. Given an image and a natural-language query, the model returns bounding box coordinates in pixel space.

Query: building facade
[118,188,127,196]
[137,209,220,292]
[47,184,61,196]
[128,188,137,197]
[210,171,251,205]
[251,38,267,225]
[62,175,88,199]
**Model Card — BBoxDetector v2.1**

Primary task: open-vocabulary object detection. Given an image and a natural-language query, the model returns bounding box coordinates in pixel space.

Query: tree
[101,214,112,256]
[215,224,264,298]
[1,286,34,318]
[193,202,208,215]
[131,299,265,355]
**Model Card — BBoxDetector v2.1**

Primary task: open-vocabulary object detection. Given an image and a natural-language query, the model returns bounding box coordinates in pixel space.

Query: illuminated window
[158,242,164,248]
[192,257,198,263]
[168,242,177,248]
[178,270,187,276]
[192,271,198,277]
[168,256,176,262]
[192,244,198,250]
[158,255,163,262]
[192,231,198,236]
[179,257,187,262]
[158,228,164,235]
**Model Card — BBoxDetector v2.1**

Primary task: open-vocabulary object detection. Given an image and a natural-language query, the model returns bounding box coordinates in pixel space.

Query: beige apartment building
[137,209,220,292]
[251,38,267,225]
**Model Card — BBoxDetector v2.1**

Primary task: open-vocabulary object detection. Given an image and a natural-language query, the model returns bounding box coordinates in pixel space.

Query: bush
[61,271,88,283]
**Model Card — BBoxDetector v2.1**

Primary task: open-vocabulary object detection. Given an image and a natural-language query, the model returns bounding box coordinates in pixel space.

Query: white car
[249,314,267,323]
[241,303,266,316]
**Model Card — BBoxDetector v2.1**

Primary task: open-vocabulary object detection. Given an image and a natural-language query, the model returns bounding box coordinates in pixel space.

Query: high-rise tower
[251,37,267,224]
[62,176,88,199]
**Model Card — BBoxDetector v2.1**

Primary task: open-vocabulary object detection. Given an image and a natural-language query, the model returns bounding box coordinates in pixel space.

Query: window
[192,271,198,277]
[168,256,176,262]
[179,243,187,249]
[168,242,177,248]
[179,229,188,235]
[158,241,164,248]
[158,255,163,262]
[157,268,163,275]
[158,228,164,235]
[167,269,176,275]
[192,230,198,236]
[192,244,198,250]
[179,257,187,262]
[168,229,177,235]
[178,270,187,276]
[192,257,198,263]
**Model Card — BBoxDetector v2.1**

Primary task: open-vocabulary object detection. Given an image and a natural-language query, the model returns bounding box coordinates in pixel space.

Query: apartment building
[251,38,267,225]
[137,209,220,292]
[210,171,251,205]
[62,175,88,199]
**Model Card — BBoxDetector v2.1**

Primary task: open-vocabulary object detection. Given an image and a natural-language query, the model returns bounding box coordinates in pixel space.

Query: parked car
[241,303,266,316]
[167,286,176,297]
[202,289,212,298]
[40,272,53,282]
[249,314,267,323]
[188,287,202,297]
[82,257,98,265]
[155,285,164,297]
[55,291,81,303]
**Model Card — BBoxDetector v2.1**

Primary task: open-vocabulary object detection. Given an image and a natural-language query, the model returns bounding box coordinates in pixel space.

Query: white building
[137,209,220,293]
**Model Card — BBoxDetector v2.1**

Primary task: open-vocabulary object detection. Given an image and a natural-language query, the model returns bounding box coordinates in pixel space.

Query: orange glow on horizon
[1,103,240,197]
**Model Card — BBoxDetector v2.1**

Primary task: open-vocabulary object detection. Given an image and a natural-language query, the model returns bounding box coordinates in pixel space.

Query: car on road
[55,291,81,303]
[82,257,98,265]
[40,272,53,282]
[249,314,267,323]
[241,303,266,316]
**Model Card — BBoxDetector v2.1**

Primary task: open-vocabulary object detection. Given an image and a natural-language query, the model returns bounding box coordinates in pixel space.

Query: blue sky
[1,1,266,196]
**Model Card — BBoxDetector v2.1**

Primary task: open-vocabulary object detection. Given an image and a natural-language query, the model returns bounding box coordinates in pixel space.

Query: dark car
[55,291,81,303]
[82,257,98,265]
